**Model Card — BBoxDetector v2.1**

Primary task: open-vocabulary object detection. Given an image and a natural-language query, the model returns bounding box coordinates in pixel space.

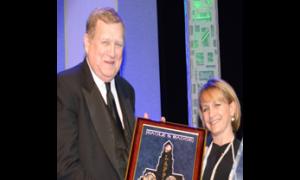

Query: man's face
[84,20,124,82]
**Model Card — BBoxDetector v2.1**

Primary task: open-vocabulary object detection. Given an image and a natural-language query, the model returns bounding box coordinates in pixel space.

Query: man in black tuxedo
[57,7,135,180]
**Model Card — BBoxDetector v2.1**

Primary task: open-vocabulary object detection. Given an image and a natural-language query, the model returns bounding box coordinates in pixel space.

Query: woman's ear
[229,101,237,118]
[198,109,205,128]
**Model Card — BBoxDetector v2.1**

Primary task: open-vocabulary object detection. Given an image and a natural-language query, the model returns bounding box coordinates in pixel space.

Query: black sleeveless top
[202,138,240,180]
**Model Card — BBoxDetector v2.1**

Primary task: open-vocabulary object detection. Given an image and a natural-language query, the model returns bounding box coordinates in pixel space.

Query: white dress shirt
[87,60,125,129]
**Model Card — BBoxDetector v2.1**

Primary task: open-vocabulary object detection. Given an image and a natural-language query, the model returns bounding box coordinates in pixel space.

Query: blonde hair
[198,78,241,132]
[85,7,125,39]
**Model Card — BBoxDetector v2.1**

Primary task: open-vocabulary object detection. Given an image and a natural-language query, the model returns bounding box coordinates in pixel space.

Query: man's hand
[143,112,166,123]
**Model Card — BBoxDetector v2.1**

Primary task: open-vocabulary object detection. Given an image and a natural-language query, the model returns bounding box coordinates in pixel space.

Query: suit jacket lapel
[80,60,120,178]
[115,78,135,141]
[82,87,116,158]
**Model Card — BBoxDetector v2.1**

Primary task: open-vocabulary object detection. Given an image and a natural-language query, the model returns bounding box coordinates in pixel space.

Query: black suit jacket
[57,60,135,180]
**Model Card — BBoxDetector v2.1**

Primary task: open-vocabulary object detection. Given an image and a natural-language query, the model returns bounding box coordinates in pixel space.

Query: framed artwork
[125,118,207,180]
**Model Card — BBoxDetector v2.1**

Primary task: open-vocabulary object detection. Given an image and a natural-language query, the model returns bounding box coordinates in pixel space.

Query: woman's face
[200,89,235,138]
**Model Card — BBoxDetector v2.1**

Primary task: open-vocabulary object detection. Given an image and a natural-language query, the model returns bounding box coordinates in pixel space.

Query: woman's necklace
[202,137,235,180]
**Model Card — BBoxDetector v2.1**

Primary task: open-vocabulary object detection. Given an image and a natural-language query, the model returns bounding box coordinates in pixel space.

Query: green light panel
[185,0,221,127]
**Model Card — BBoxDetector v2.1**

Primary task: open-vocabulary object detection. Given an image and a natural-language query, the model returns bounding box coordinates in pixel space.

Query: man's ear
[83,33,90,54]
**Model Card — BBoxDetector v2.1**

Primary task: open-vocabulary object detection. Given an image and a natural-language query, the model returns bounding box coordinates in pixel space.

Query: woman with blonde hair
[199,78,241,180]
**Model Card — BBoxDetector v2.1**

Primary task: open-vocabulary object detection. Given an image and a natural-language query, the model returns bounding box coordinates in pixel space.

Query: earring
[231,117,235,122]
